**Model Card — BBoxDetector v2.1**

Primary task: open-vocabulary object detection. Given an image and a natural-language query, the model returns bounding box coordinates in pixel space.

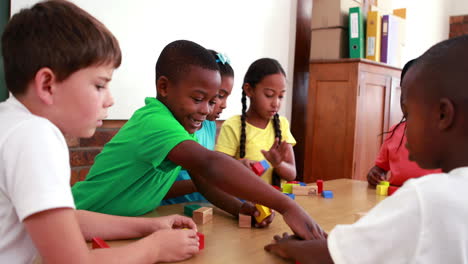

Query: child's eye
[192,98,203,103]
[209,100,217,106]
[95,84,105,90]
[218,94,225,99]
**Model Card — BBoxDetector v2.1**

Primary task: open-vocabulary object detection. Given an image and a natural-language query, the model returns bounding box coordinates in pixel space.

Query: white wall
[392,0,448,65]
[11,0,297,120]
[449,0,468,16]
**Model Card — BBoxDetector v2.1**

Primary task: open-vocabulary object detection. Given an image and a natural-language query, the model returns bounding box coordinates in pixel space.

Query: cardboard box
[311,0,363,29]
[310,27,348,60]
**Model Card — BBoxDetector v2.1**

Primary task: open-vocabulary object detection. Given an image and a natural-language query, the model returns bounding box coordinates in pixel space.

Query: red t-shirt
[375,122,442,186]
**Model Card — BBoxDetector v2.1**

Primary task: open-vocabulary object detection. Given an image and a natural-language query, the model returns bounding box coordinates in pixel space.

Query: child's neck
[245,109,270,129]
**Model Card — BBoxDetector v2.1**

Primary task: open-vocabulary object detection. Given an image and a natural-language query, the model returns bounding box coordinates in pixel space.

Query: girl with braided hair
[216,58,297,187]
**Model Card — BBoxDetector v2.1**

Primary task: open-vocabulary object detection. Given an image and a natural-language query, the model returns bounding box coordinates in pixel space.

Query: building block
[238,213,252,228]
[251,159,270,176]
[91,237,110,249]
[354,212,367,222]
[272,185,281,191]
[282,183,300,194]
[376,185,388,196]
[197,232,204,250]
[299,182,307,186]
[388,186,399,196]
[184,204,202,217]
[292,185,318,195]
[193,207,213,225]
[254,204,272,223]
[284,193,296,200]
[379,181,390,186]
[317,180,323,193]
[322,190,333,198]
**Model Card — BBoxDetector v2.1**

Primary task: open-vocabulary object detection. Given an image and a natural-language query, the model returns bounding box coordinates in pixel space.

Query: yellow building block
[376,184,388,196]
[379,181,390,186]
[254,204,271,223]
[282,183,299,194]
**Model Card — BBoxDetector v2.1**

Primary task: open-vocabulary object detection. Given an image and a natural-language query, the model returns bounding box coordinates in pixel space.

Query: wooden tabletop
[104,179,384,263]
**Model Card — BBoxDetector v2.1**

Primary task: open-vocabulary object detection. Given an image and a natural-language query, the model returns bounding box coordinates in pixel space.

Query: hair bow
[215,53,231,65]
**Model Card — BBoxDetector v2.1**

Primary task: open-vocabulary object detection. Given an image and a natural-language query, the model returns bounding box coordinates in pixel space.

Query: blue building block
[322,190,333,199]
[284,193,296,200]
[299,182,307,186]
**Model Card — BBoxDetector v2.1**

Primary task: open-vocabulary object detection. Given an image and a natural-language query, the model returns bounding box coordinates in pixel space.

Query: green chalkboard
[0,1,10,102]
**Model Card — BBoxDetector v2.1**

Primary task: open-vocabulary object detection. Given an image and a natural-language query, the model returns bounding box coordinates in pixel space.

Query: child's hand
[261,138,289,167]
[152,229,199,262]
[153,214,198,231]
[239,158,256,169]
[367,166,388,186]
[239,201,275,228]
[282,204,327,240]
[264,232,301,260]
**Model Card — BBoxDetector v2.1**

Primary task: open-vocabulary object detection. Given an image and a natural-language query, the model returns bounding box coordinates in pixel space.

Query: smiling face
[245,73,286,121]
[207,76,234,121]
[52,64,115,138]
[158,66,221,133]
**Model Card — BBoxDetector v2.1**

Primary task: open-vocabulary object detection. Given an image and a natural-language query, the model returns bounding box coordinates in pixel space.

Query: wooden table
[106,179,384,263]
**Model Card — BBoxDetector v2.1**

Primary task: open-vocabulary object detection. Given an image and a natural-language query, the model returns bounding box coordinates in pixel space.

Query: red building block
[317,180,323,194]
[251,160,270,176]
[91,237,110,249]
[388,186,399,196]
[197,232,205,250]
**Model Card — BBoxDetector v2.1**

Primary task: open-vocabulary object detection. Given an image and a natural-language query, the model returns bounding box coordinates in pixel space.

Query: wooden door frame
[291,0,312,181]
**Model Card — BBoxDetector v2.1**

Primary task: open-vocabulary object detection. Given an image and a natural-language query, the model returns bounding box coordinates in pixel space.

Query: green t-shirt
[72,97,196,216]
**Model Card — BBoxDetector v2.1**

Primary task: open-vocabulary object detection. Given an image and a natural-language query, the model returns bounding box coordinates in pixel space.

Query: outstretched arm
[167,140,326,240]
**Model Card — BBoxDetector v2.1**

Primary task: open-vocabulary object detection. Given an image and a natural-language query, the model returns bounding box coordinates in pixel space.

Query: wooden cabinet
[303,59,402,182]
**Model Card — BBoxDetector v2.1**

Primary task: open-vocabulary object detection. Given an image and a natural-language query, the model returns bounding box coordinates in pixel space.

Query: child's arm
[75,210,197,240]
[168,140,326,240]
[261,139,296,181]
[24,208,199,264]
[264,233,332,264]
[163,180,198,199]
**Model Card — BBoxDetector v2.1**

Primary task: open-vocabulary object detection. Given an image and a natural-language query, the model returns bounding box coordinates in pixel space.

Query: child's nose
[199,102,210,115]
[104,90,114,108]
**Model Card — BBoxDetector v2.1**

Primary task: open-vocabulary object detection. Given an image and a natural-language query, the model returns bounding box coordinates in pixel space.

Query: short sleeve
[2,119,75,221]
[215,117,240,156]
[279,116,296,146]
[375,138,390,171]
[327,182,421,264]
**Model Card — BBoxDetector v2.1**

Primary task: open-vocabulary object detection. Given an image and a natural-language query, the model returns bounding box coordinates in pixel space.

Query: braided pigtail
[240,90,247,158]
[271,113,282,187]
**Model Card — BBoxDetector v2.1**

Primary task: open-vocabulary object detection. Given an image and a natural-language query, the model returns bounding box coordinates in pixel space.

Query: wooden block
[292,185,318,195]
[317,180,323,193]
[254,204,271,223]
[379,181,390,186]
[91,237,110,249]
[354,212,367,222]
[193,207,213,224]
[376,185,388,196]
[238,213,251,228]
[197,232,204,250]
[282,183,299,194]
[184,204,202,217]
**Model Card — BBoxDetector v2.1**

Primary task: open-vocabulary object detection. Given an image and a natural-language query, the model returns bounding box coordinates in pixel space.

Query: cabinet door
[353,71,391,180]
[304,63,358,182]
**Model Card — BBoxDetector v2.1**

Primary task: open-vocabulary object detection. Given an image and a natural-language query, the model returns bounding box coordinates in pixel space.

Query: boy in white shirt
[0,1,200,263]
[264,35,468,263]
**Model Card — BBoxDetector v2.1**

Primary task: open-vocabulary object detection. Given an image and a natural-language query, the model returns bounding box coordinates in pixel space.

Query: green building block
[184,204,202,217]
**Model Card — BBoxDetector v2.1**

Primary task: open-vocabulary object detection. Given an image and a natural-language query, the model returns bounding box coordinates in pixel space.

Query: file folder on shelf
[366,11,381,62]
[349,7,365,58]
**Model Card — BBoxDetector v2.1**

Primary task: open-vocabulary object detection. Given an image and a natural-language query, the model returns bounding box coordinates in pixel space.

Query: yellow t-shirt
[215,115,296,184]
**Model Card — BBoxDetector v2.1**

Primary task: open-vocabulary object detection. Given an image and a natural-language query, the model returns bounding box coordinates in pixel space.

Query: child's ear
[156,76,170,98]
[33,67,56,105]
[438,98,454,130]
[243,83,253,97]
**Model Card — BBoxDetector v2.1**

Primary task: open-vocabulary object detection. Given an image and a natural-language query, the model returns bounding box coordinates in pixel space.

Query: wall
[11,0,297,121]
[0,1,9,102]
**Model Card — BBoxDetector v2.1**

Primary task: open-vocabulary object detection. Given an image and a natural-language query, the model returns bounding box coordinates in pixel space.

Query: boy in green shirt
[72,40,325,240]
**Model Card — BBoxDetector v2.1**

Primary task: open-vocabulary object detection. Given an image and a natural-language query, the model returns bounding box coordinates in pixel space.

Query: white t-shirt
[328,168,468,263]
[0,96,75,263]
